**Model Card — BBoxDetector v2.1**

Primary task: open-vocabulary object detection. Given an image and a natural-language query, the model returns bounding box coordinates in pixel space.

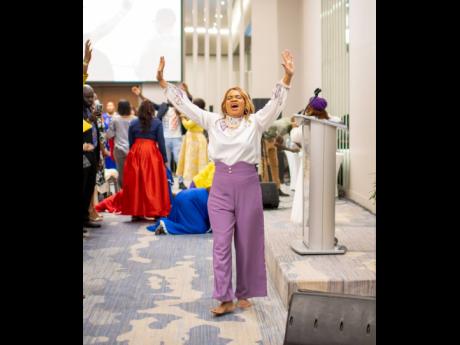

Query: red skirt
[95,190,124,213]
[120,138,170,217]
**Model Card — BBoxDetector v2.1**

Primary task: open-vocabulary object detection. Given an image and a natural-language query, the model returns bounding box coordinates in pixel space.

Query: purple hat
[309,96,328,111]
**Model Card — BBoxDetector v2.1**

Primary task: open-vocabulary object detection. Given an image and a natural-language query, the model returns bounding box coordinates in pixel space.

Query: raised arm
[253,50,295,131]
[83,39,92,83]
[131,85,149,102]
[156,56,218,130]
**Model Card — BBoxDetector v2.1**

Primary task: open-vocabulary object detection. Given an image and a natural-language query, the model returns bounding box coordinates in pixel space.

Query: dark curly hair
[137,100,156,131]
[117,99,132,116]
[193,98,206,110]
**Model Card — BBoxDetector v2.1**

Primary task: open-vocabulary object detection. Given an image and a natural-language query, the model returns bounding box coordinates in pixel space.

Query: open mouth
[230,104,239,111]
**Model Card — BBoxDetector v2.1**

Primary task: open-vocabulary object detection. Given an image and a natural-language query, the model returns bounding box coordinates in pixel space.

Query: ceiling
[183,0,230,28]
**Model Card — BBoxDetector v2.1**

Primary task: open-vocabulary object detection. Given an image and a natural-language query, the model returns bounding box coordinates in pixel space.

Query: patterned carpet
[83,213,287,345]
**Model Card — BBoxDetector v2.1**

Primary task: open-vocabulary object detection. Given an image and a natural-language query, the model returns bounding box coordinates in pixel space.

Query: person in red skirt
[120,100,171,221]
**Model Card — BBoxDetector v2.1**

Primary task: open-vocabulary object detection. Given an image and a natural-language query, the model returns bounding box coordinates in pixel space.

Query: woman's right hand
[156,56,168,89]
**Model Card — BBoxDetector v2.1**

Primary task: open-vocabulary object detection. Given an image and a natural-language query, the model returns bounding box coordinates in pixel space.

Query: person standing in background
[83,84,101,229]
[261,117,292,197]
[107,99,136,188]
[131,85,190,189]
[278,116,301,191]
[83,38,101,230]
[122,100,170,220]
[89,97,110,222]
[176,98,209,186]
[102,101,117,170]
[291,92,331,224]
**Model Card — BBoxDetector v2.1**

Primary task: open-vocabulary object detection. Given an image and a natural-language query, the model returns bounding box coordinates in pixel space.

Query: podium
[291,115,348,255]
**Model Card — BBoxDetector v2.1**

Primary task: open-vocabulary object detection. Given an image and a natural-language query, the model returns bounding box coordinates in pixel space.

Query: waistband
[214,161,258,175]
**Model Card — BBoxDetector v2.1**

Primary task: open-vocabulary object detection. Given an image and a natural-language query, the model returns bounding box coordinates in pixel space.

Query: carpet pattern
[83,213,287,345]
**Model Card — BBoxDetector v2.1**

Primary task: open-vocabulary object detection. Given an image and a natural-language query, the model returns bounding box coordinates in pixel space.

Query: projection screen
[83,0,182,82]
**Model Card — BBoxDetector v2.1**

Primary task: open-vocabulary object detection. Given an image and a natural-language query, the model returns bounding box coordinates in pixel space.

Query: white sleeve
[253,81,290,132]
[164,83,219,131]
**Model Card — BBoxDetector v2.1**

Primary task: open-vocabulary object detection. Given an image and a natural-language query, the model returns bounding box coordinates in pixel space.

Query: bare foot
[210,301,235,316]
[237,299,252,309]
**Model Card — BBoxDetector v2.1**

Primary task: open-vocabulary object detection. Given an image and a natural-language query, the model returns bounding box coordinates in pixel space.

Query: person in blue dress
[102,101,117,170]
[147,172,211,235]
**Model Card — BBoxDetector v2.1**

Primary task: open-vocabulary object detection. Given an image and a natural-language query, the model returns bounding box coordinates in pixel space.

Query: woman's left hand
[281,50,294,86]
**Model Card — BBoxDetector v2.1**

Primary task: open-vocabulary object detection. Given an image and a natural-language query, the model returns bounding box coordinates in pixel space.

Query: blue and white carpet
[83,213,287,345]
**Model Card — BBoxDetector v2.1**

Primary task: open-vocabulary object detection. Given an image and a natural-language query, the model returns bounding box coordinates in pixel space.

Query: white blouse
[164,81,290,166]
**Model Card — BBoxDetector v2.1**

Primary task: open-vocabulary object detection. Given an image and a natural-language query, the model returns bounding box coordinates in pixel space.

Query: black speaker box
[284,290,376,345]
[260,182,279,209]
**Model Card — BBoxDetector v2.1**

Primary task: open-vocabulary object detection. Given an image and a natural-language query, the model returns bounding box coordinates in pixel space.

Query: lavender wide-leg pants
[208,161,267,301]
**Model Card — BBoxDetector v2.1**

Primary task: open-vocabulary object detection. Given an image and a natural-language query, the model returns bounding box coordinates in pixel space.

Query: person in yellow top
[190,161,215,189]
[176,98,209,183]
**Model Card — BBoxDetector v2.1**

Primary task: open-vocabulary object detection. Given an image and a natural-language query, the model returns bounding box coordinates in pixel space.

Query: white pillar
[227,0,233,87]
[204,0,210,103]
[239,0,245,89]
[192,0,198,92]
[303,0,322,97]
[251,0,278,98]
[348,0,376,213]
[216,0,222,101]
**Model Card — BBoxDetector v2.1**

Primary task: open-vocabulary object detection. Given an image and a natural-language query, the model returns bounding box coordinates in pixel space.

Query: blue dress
[147,187,211,235]
[102,113,117,169]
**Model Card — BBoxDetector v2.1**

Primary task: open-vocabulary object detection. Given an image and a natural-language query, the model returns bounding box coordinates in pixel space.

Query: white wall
[184,55,238,112]
[252,0,306,117]
[277,0,305,116]
[301,0,322,102]
[251,0,279,98]
[348,0,376,213]
[141,83,167,105]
